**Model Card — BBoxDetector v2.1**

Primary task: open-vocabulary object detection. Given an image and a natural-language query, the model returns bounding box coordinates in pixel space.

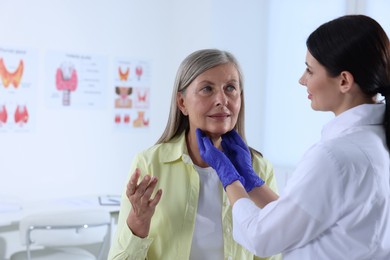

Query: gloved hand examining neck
[221,129,265,192]
[196,128,245,190]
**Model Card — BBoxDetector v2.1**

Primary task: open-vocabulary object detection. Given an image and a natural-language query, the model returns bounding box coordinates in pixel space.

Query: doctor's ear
[339,71,354,93]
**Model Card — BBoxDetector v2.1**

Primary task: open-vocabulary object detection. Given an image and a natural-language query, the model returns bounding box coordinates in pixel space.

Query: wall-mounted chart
[46,51,108,109]
[0,46,37,133]
[113,58,151,131]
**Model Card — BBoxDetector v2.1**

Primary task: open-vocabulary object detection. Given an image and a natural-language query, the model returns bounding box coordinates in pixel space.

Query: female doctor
[196,14,390,259]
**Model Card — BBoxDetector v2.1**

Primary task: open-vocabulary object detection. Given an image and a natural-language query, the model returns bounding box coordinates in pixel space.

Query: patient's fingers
[126,168,140,197]
[149,188,163,208]
[126,168,162,212]
[140,176,160,206]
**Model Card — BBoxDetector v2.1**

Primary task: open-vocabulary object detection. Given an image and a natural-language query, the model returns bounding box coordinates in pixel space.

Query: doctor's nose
[299,74,306,86]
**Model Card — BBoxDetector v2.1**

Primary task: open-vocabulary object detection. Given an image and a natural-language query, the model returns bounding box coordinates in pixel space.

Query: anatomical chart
[0,47,37,132]
[113,59,150,131]
[46,51,107,108]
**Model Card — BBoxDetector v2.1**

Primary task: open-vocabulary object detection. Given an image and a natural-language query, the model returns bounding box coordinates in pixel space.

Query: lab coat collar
[321,103,385,141]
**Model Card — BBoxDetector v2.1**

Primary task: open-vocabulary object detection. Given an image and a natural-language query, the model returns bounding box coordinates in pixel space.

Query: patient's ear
[176,92,188,116]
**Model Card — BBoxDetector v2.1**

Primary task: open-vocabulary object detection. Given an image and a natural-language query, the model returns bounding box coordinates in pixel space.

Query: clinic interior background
[0,0,389,203]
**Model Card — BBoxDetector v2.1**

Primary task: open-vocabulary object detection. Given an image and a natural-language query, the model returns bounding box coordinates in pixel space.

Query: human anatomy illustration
[55,62,78,106]
[113,61,150,130]
[0,58,24,88]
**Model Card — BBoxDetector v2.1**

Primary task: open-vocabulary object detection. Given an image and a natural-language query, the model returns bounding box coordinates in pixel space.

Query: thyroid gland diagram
[134,88,149,108]
[114,113,131,125]
[0,58,24,88]
[135,66,143,80]
[56,62,78,106]
[0,104,29,127]
[14,105,29,126]
[119,66,129,81]
[0,105,7,126]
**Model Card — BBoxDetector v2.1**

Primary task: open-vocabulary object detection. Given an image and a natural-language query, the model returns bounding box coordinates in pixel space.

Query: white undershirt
[189,165,224,260]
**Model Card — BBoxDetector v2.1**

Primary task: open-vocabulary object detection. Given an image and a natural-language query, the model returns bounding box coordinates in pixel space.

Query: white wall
[1,0,390,258]
[0,0,215,203]
[209,0,390,191]
[261,0,390,190]
[261,0,345,169]
[0,1,215,258]
[0,0,274,204]
[1,0,389,203]
[210,0,269,152]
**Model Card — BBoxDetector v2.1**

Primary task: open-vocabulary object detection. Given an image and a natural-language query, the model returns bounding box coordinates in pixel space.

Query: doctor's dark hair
[306,14,390,149]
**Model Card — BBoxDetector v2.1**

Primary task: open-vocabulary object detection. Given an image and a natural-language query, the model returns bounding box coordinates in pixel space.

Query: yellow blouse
[108,132,282,260]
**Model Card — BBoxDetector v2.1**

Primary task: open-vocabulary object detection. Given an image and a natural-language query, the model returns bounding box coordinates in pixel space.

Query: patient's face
[178,62,241,139]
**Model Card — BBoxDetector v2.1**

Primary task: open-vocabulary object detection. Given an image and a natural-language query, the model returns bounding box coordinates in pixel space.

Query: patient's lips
[208,112,230,121]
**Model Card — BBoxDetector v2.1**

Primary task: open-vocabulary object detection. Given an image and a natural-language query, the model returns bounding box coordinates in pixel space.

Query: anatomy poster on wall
[0,46,37,133]
[113,58,151,131]
[46,51,107,109]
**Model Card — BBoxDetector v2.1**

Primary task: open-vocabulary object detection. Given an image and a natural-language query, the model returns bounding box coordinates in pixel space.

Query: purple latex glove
[221,130,265,192]
[196,128,245,190]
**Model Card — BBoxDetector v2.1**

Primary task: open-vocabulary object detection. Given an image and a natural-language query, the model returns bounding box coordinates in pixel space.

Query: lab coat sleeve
[232,143,344,257]
[232,197,320,257]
